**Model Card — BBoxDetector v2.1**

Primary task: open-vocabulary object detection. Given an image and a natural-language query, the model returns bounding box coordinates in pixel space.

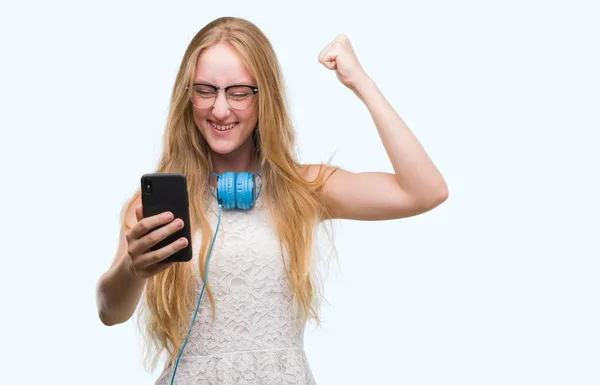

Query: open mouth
[210,121,238,132]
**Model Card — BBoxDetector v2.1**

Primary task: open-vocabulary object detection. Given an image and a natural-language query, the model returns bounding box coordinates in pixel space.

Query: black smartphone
[140,173,193,263]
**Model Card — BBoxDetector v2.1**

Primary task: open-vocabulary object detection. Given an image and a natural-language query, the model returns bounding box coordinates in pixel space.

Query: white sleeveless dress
[154,195,317,385]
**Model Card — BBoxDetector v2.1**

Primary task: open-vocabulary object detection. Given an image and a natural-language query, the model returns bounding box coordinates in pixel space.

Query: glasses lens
[226,86,255,110]
[190,85,256,109]
[191,85,217,108]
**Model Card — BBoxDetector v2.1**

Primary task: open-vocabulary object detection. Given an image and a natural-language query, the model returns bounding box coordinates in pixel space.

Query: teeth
[211,122,236,131]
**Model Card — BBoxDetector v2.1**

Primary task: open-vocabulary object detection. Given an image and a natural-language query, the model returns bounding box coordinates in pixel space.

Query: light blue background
[0,0,598,384]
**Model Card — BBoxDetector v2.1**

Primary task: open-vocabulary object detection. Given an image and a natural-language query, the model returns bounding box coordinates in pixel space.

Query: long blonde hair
[121,17,336,369]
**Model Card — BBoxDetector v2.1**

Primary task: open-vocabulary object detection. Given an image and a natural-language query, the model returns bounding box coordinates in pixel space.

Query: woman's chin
[204,131,255,156]
[206,136,249,155]
[207,143,236,155]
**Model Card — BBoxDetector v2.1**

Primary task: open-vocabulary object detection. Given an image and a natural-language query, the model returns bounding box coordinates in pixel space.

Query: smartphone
[140,173,193,263]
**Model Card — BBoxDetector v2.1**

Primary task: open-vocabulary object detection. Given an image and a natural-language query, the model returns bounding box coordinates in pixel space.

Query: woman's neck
[209,138,260,176]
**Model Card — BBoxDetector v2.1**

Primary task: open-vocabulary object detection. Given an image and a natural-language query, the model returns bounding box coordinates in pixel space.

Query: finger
[322,56,337,70]
[319,48,338,70]
[335,34,349,44]
[135,204,143,223]
[131,216,184,257]
[137,237,189,269]
[318,41,335,63]
[128,211,174,241]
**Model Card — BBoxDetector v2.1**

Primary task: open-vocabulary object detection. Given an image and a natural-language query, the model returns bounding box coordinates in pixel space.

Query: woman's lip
[209,120,238,126]
[209,120,238,132]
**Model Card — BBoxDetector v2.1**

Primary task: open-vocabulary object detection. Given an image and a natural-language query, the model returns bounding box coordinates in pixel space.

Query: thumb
[318,42,337,70]
[322,58,337,70]
[135,204,144,223]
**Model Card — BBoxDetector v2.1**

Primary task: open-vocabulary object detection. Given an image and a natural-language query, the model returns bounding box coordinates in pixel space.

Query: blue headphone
[211,171,262,210]
[170,170,262,385]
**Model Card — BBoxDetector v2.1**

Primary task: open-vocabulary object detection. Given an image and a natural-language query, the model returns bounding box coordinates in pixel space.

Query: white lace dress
[154,196,317,385]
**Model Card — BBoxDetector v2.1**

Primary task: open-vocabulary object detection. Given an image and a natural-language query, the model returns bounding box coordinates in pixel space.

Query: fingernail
[164,212,174,220]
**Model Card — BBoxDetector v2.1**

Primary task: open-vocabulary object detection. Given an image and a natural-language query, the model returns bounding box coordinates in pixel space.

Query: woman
[96,16,448,385]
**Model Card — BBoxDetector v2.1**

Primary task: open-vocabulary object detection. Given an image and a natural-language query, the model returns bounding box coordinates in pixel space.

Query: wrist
[120,254,147,283]
[351,75,377,100]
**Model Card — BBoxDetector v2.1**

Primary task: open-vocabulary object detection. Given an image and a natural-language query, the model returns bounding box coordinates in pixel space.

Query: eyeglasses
[189,83,259,110]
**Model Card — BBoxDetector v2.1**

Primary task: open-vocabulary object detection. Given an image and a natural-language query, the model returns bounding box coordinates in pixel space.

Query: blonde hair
[121,17,337,370]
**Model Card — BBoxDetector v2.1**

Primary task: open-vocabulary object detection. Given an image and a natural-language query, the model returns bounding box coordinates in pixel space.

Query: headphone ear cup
[235,172,254,210]
[218,172,237,209]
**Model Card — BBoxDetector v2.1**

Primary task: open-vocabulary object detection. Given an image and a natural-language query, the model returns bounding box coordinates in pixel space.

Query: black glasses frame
[189,82,259,110]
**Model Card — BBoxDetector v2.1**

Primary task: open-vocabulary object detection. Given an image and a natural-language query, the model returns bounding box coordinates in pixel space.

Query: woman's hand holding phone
[125,204,189,279]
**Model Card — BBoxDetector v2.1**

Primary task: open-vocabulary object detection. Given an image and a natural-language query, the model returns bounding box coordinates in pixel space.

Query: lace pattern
[154,197,316,385]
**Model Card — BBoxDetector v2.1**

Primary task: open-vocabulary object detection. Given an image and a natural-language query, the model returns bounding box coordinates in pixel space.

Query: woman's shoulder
[296,163,339,185]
